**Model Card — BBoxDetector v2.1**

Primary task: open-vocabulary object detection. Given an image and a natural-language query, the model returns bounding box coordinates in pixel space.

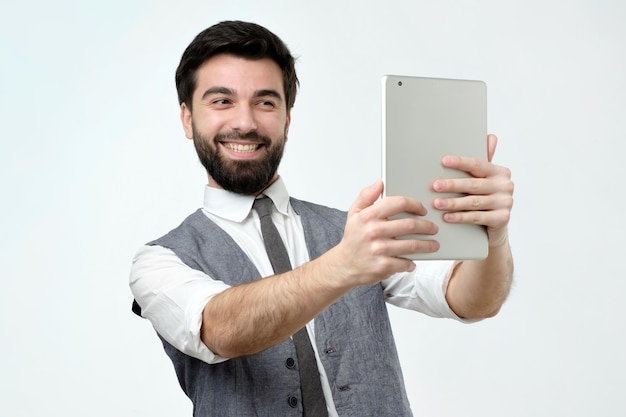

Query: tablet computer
[381,75,488,260]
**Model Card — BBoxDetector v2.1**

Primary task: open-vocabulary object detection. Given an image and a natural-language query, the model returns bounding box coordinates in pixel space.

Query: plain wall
[1,0,625,415]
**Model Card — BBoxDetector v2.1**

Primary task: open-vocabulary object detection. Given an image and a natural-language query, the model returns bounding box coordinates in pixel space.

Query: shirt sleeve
[382,260,480,323]
[129,244,231,364]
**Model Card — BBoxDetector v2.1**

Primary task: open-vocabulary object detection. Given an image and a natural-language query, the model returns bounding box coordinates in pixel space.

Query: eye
[257,99,277,109]
[212,98,231,106]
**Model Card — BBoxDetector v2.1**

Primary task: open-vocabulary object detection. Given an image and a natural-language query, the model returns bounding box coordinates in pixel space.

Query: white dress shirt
[129,178,468,415]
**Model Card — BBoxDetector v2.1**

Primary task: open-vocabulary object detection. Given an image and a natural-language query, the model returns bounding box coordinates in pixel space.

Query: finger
[441,155,494,179]
[441,134,499,177]
[433,174,513,197]
[366,235,440,259]
[390,237,441,257]
[437,156,511,185]
[442,208,511,229]
[384,215,439,238]
[371,196,428,219]
[349,180,383,216]
[487,134,498,162]
[369,255,418,274]
[433,193,513,213]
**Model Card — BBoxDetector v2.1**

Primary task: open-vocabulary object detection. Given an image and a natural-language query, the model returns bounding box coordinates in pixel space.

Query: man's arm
[432,134,515,319]
[202,181,440,358]
[446,238,513,319]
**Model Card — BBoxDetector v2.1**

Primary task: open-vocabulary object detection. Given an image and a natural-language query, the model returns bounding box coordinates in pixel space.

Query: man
[130,20,514,417]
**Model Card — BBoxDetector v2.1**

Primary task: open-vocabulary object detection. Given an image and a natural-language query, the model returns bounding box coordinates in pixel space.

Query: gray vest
[146,198,413,417]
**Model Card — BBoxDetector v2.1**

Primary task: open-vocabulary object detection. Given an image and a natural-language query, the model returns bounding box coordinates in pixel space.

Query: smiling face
[180,54,291,194]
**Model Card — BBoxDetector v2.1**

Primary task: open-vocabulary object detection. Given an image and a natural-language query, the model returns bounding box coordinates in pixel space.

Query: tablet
[381,75,488,260]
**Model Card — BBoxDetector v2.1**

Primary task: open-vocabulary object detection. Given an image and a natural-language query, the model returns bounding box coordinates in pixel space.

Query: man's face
[180,54,291,194]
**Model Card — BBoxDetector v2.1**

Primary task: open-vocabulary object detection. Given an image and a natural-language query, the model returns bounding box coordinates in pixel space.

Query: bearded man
[130,20,514,417]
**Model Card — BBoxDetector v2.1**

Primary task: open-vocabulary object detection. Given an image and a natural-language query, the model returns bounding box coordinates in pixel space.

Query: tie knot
[253,196,273,218]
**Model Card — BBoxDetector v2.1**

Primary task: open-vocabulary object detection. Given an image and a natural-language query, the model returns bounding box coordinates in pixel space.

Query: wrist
[313,246,359,293]
[487,227,509,249]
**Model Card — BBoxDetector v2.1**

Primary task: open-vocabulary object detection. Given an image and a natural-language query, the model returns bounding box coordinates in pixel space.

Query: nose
[230,105,258,132]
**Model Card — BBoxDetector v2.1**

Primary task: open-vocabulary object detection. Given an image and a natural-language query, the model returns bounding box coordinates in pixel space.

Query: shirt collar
[202,176,290,222]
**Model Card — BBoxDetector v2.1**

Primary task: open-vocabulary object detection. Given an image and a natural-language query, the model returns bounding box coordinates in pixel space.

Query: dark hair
[175,20,299,110]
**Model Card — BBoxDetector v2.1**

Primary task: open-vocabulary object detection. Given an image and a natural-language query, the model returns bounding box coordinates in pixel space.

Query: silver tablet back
[382,75,488,260]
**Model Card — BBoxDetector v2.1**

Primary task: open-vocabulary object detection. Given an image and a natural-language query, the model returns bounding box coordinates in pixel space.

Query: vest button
[285,357,296,369]
[287,396,298,408]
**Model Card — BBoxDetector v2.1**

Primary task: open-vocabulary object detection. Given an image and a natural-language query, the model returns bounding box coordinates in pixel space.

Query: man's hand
[329,180,439,288]
[431,134,513,247]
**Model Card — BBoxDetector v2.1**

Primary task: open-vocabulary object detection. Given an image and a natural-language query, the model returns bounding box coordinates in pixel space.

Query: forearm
[445,235,514,319]
[201,251,351,358]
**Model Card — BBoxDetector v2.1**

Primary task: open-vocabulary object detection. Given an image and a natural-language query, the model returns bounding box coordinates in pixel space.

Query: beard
[192,127,286,195]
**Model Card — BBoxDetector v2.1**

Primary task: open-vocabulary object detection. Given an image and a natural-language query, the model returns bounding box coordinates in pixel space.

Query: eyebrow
[200,86,283,103]
[254,89,283,102]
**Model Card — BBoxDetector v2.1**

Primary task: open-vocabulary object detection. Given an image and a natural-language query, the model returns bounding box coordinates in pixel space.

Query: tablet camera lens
[398,81,403,86]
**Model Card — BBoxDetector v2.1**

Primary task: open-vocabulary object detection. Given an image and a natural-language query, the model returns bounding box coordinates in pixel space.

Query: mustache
[213,131,271,145]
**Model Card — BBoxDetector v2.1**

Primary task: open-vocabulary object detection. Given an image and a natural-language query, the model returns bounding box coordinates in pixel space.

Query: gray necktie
[253,197,329,417]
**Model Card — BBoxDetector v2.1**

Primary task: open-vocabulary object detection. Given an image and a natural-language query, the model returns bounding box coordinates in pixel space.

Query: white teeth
[224,143,260,152]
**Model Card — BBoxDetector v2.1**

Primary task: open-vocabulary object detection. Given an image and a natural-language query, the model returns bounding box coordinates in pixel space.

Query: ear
[180,103,194,139]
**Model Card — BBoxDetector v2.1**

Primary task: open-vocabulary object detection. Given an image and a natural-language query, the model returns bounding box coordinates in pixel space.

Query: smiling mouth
[222,142,263,153]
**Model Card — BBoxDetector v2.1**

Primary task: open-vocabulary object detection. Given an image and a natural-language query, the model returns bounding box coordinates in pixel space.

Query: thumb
[349,180,383,215]
[487,134,498,162]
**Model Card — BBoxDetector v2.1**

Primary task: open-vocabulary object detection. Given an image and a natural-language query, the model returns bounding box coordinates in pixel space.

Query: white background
[2,1,625,416]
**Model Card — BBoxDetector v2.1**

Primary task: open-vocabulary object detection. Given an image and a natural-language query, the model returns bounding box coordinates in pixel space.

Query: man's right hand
[328,180,440,289]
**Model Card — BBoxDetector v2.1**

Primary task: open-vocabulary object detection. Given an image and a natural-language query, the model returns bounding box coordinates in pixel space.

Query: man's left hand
[431,134,514,247]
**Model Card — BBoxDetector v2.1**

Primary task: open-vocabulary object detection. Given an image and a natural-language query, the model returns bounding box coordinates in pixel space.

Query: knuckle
[401,196,415,211]
[388,196,405,213]
[362,223,382,241]
[500,210,511,224]
[424,220,438,235]
[395,195,410,206]
[507,179,515,194]
[471,211,483,225]
[405,240,422,255]
[423,239,439,253]
[407,218,421,233]
[375,256,395,272]
[361,221,382,241]
[468,178,481,192]
[369,240,387,257]
[358,208,375,223]
[406,238,437,254]
[404,239,420,253]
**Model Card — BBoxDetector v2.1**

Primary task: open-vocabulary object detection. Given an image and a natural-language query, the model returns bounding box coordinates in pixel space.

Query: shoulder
[147,209,212,248]
[290,197,346,222]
